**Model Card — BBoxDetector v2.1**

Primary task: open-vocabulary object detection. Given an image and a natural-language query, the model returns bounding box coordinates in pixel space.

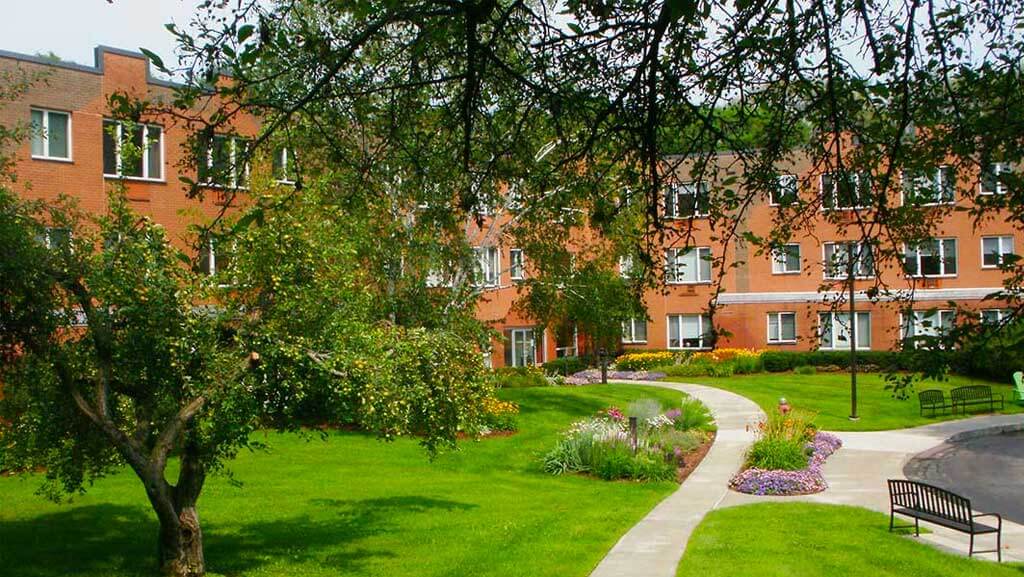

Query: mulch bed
[677,431,716,484]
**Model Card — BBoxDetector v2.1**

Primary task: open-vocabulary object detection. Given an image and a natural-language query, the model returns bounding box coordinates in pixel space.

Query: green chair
[1013,372,1024,405]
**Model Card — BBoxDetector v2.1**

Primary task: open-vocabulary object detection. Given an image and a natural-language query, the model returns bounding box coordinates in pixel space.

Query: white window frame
[822,241,874,280]
[666,314,712,350]
[473,246,500,288]
[820,171,871,210]
[273,146,295,184]
[200,135,251,189]
[901,310,956,342]
[38,226,72,250]
[621,317,648,344]
[981,308,1013,325]
[903,238,958,278]
[509,248,525,280]
[818,311,871,350]
[619,254,634,278]
[980,163,1013,195]
[770,174,798,206]
[665,182,710,219]
[901,166,954,206]
[666,247,712,284]
[981,235,1014,269]
[509,327,537,367]
[103,120,164,181]
[766,312,797,344]
[771,244,801,274]
[30,108,72,161]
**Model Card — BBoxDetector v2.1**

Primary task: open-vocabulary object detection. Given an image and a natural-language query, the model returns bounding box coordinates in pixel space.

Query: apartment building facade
[1,46,1016,369]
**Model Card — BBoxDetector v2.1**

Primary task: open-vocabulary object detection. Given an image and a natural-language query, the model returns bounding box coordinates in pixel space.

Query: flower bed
[563,369,667,385]
[730,432,842,495]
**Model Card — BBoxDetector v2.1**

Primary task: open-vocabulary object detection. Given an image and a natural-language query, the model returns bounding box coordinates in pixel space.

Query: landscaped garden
[676,503,1021,576]
[0,384,692,577]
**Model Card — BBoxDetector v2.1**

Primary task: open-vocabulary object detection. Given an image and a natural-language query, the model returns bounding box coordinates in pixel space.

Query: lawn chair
[1013,372,1024,406]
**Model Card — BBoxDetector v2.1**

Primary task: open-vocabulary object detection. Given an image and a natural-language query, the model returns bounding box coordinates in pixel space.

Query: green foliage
[542,356,590,376]
[760,351,917,373]
[591,444,676,482]
[746,438,809,471]
[705,362,736,378]
[625,398,664,422]
[492,366,549,388]
[948,320,1024,383]
[732,354,763,374]
[674,397,716,432]
[794,365,818,375]
[659,362,713,378]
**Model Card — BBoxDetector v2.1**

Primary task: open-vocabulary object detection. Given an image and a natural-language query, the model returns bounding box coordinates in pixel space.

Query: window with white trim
[473,246,500,287]
[818,312,871,350]
[904,238,958,277]
[767,312,797,344]
[619,255,634,278]
[509,248,525,280]
[666,247,712,284]
[272,146,295,183]
[771,244,801,274]
[981,309,1013,325]
[771,174,798,205]
[30,108,70,160]
[199,135,250,188]
[36,227,71,250]
[821,171,871,210]
[823,242,874,279]
[621,318,648,344]
[665,182,710,218]
[902,166,954,205]
[667,314,712,349]
[902,310,955,341]
[980,163,1014,195]
[103,120,163,180]
[198,239,232,277]
[982,236,1014,268]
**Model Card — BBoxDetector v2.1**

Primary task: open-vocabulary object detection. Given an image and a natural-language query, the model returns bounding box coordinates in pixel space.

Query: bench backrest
[950,385,993,402]
[918,389,945,406]
[888,479,973,526]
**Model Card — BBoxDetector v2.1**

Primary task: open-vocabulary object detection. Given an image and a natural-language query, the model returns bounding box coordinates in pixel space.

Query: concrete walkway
[589,380,763,577]
[592,380,1024,576]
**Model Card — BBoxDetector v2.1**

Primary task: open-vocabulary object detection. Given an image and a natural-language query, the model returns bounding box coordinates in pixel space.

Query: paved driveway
[905,431,1024,524]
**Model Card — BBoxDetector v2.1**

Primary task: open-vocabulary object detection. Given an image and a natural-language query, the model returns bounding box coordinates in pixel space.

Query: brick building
[1,46,1016,368]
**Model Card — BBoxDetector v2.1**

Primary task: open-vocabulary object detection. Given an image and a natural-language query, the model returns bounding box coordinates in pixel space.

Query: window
[771,244,801,274]
[980,163,1014,195]
[667,314,712,349]
[37,227,71,250]
[767,312,797,344]
[665,182,710,218]
[198,239,232,277]
[509,248,525,280]
[823,242,874,279]
[473,246,500,287]
[902,310,955,341]
[771,174,798,205]
[982,236,1014,268]
[30,108,70,160]
[666,247,712,284]
[902,166,954,205]
[272,146,295,183]
[199,135,250,188]
[818,312,871,350]
[821,171,871,210]
[981,309,1013,325]
[904,238,958,277]
[622,318,648,344]
[103,120,163,180]
[505,328,537,367]
[619,255,634,278]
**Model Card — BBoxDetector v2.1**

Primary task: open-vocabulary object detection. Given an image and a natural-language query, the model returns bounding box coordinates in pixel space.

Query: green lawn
[677,503,1018,576]
[0,384,685,577]
[665,372,1024,431]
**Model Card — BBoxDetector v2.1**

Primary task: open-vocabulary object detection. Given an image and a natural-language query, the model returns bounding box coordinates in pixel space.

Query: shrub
[732,354,763,374]
[615,351,676,371]
[659,362,712,377]
[705,361,736,377]
[669,397,716,432]
[542,356,590,376]
[794,364,817,375]
[761,351,917,373]
[480,397,519,432]
[625,398,664,422]
[492,366,548,388]
[593,444,676,481]
[746,437,809,471]
[649,428,706,461]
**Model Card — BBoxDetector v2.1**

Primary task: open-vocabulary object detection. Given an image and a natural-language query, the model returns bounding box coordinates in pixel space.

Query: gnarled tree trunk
[158,505,205,577]
[142,443,208,577]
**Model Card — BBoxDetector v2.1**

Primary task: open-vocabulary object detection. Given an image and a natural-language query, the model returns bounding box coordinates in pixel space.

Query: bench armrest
[973,512,1003,529]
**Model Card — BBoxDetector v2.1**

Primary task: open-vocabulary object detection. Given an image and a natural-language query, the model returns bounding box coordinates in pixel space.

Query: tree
[0,179,491,576]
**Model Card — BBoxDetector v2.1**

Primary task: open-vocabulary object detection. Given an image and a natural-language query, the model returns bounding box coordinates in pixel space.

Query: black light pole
[848,244,859,421]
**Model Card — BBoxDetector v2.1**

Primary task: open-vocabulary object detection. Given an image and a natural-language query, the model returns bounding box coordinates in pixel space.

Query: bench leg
[969,533,974,557]
[915,517,919,537]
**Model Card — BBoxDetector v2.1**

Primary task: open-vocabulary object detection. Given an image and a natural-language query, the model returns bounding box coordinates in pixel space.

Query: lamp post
[848,244,859,421]
[598,347,609,384]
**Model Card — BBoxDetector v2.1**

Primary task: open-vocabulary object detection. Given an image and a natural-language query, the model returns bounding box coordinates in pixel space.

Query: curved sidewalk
[589,380,764,577]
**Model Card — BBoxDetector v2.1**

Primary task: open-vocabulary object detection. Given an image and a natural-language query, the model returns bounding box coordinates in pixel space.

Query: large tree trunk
[158,506,205,577]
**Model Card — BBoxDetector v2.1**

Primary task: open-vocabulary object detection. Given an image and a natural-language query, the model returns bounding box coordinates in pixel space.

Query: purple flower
[562,369,667,385]
[730,432,843,496]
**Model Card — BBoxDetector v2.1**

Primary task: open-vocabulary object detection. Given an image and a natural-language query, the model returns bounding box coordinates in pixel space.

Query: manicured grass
[678,503,1019,577]
[666,372,1024,431]
[0,384,685,577]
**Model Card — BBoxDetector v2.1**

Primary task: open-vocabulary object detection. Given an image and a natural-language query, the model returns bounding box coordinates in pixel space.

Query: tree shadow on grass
[0,496,476,577]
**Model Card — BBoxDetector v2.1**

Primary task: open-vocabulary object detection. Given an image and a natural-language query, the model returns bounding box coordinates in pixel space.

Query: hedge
[492,366,549,388]
[541,356,591,376]
[760,350,919,373]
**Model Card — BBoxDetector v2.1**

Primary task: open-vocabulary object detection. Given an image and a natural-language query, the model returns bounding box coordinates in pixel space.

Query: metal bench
[888,479,1002,561]
[950,385,1004,415]
[918,389,950,417]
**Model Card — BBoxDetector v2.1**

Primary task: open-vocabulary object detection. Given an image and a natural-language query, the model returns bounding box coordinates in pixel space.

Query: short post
[599,347,608,384]
[629,416,638,454]
[778,397,791,415]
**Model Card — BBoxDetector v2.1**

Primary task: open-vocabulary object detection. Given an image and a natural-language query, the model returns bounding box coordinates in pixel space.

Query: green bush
[706,361,736,377]
[542,356,590,376]
[593,445,676,481]
[761,351,916,373]
[650,428,706,458]
[794,364,817,375]
[659,362,713,377]
[492,366,548,388]
[732,354,763,374]
[746,437,809,471]
[672,397,716,432]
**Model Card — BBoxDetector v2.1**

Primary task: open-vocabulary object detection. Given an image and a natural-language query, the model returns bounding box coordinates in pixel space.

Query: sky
[0,0,203,78]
